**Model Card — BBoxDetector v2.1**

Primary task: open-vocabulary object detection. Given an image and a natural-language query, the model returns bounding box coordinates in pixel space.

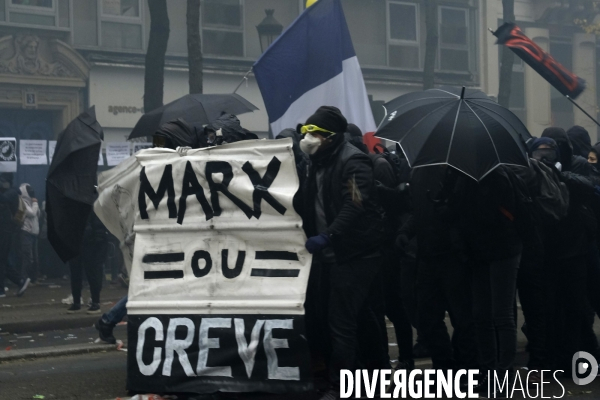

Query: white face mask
[300,133,323,155]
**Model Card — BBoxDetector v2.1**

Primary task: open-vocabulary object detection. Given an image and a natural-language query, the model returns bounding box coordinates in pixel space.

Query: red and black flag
[494,22,586,99]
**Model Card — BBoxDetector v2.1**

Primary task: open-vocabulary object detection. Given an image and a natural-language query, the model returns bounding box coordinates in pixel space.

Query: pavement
[3,282,600,399]
[0,279,128,335]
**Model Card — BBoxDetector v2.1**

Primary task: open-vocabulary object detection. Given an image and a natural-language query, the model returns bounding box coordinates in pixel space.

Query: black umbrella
[46,106,103,262]
[376,87,532,181]
[128,93,258,139]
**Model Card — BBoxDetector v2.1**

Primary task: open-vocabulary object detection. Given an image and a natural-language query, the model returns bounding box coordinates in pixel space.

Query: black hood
[541,127,573,170]
[204,113,258,145]
[567,125,592,158]
[153,118,201,149]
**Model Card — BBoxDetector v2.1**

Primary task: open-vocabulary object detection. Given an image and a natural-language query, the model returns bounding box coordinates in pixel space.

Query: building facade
[0,0,598,194]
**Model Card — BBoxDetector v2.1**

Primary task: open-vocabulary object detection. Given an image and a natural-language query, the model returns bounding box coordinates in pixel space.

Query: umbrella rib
[445,101,463,163]
[430,88,460,98]
[411,162,478,181]
[464,101,501,163]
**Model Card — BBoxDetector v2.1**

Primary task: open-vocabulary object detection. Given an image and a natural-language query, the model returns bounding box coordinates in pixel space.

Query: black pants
[417,257,477,370]
[69,242,106,305]
[472,254,520,373]
[517,249,548,370]
[547,255,594,372]
[587,243,600,318]
[20,231,38,282]
[0,229,24,289]
[357,270,390,370]
[382,250,413,362]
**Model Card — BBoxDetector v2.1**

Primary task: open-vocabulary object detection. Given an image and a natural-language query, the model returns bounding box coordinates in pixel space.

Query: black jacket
[304,140,384,263]
[409,166,466,262]
[0,187,19,233]
[449,166,522,262]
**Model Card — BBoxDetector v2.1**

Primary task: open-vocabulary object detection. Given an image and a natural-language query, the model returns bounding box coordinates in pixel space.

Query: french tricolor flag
[253,0,376,140]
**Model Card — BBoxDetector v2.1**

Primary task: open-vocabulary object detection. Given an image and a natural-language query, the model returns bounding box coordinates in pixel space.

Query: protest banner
[0,137,17,172]
[94,139,312,394]
[20,139,47,165]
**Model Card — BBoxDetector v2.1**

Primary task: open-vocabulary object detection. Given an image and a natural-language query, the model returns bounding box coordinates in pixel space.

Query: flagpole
[233,68,253,94]
[566,95,600,128]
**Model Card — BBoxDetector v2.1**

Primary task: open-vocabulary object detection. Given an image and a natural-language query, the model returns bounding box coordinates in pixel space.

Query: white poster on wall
[19,140,47,165]
[0,137,17,172]
[132,142,152,154]
[48,140,57,164]
[106,142,130,166]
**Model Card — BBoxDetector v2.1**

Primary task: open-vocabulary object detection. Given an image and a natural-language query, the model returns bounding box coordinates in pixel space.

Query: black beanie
[305,106,348,136]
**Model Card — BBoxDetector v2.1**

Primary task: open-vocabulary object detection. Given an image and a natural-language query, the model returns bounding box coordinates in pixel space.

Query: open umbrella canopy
[46,106,103,262]
[128,93,258,139]
[376,87,532,181]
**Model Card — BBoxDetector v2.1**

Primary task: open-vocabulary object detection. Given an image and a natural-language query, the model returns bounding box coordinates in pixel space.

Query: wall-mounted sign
[0,137,17,172]
[20,140,47,165]
[108,106,144,116]
[106,142,131,166]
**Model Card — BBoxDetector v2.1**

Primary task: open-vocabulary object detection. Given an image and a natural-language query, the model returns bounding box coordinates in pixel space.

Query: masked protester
[514,137,564,377]
[539,128,600,374]
[301,106,386,400]
[405,166,477,374]
[567,125,593,160]
[0,173,30,298]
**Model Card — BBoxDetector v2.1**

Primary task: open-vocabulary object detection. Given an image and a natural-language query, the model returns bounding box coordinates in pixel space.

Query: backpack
[529,159,569,223]
[13,195,26,227]
[373,143,410,184]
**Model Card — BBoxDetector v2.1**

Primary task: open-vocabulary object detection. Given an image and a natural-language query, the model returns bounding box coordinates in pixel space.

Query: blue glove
[305,233,331,254]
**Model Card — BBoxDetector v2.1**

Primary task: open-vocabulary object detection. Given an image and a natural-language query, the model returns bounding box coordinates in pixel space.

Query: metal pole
[233,68,253,94]
[566,95,600,128]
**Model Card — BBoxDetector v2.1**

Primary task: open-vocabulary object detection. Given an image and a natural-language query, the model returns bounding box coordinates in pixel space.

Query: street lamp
[256,9,283,53]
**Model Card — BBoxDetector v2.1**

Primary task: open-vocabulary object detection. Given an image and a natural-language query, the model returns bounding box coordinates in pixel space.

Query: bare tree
[423,0,438,90]
[187,0,203,94]
[498,0,515,108]
[144,0,170,113]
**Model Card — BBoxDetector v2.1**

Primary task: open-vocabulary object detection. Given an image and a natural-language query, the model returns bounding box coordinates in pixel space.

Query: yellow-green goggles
[300,124,336,136]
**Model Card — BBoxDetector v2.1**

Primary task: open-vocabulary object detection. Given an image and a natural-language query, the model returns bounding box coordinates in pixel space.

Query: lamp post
[256,9,283,53]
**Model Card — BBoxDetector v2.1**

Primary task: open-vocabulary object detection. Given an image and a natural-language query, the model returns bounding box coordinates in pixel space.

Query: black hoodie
[542,127,594,176]
[541,127,597,259]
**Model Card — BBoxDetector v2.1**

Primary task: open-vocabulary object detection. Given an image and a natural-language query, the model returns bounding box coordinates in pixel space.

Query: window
[100,0,142,50]
[438,6,469,72]
[11,0,52,8]
[4,0,69,27]
[387,1,419,69]
[202,0,244,57]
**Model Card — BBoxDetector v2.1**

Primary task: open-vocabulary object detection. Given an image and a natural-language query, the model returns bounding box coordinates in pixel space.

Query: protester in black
[405,166,477,372]
[345,124,414,371]
[0,173,30,298]
[541,127,600,373]
[66,212,108,314]
[301,106,386,400]
[447,166,522,393]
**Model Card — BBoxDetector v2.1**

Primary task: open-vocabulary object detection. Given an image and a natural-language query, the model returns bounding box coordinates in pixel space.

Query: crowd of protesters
[92,106,600,399]
[4,104,600,398]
